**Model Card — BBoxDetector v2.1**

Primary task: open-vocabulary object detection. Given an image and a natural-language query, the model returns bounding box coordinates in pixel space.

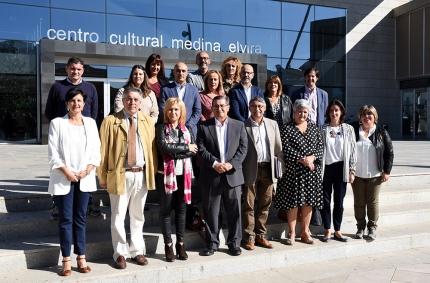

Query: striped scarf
[163,123,192,204]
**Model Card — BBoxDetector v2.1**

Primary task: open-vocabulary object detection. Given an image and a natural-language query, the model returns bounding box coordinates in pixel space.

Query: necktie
[128,116,136,167]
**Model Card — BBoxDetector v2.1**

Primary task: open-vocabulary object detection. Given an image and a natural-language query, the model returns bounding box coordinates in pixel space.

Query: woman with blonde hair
[220,56,242,94]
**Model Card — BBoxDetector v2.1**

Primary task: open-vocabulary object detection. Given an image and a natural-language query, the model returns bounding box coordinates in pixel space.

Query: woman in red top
[145,53,170,99]
[199,70,225,121]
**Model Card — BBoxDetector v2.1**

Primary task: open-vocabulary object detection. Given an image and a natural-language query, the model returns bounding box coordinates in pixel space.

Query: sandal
[286,233,296,245]
[301,233,314,245]
[61,259,72,276]
[77,256,91,273]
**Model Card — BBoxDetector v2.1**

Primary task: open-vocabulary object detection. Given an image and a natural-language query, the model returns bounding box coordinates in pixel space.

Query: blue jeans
[56,181,90,257]
[53,193,92,207]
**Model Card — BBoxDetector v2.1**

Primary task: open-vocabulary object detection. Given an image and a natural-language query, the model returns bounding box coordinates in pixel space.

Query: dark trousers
[202,174,242,250]
[351,176,382,230]
[156,173,186,244]
[53,194,93,207]
[56,181,90,257]
[322,162,347,231]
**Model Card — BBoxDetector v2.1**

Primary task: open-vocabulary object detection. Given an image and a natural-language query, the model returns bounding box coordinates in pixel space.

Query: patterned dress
[275,120,324,210]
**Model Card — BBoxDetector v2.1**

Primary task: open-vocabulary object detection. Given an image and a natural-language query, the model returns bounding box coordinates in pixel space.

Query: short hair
[325,99,346,124]
[67,56,84,66]
[122,86,143,99]
[163,97,186,124]
[293,99,310,112]
[123,65,152,97]
[145,53,166,79]
[220,56,242,83]
[65,87,87,103]
[304,67,320,78]
[249,96,266,106]
[357,104,379,124]
[212,95,229,106]
[264,75,283,97]
[196,51,209,60]
[203,70,223,95]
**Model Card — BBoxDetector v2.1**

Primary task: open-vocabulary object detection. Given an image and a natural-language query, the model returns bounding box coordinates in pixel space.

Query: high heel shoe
[77,256,91,273]
[165,244,175,262]
[175,242,188,260]
[61,259,72,276]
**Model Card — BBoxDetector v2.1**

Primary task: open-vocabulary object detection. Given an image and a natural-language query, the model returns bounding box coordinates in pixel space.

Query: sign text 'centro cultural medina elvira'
[46,28,262,54]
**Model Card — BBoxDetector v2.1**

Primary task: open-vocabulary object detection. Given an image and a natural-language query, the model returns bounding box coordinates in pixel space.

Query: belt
[125,167,144,172]
[257,162,270,168]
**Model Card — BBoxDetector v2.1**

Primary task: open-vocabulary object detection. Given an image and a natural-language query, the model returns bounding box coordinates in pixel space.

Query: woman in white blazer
[48,88,101,276]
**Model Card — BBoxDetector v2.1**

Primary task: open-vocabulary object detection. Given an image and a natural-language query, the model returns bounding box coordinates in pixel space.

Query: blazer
[264,94,293,126]
[48,115,101,195]
[321,123,357,183]
[228,84,264,121]
[97,111,157,195]
[242,118,285,187]
[158,82,202,137]
[290,86,328,128]
[197,117,248,188]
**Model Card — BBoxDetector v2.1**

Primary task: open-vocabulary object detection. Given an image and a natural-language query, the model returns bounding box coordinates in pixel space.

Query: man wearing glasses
[187,51,211,92]
[229,64,264,121]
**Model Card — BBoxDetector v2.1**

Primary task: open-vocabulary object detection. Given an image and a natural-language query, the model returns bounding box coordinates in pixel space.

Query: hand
[75,170,87,180]
[307,163,315,171]
[381,172,390,182]
[213,162,226,174]
[304,155,315,166]
[65,171,78,182]
[223,162,233,172]
[349,173,355,183]
[100,184,107,190]
[188,144,198,153]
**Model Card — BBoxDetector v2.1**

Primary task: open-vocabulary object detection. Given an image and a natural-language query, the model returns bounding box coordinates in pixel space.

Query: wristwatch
[86,169,90,176]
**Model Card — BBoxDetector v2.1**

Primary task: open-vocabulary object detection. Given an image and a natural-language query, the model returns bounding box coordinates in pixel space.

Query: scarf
[163,123,192,204]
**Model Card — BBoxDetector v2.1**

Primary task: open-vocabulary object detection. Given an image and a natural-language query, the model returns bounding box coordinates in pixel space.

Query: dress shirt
[213,117,229,166]
[175,81,186,101]
[123,110,145,168]
[304,86,318,124]
[66,77,83,85]
[355,125,380,178]
[242,83,252,117]
[251,118,270,163]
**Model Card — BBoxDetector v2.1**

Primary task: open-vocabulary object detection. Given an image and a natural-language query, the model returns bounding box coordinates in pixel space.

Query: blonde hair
[203,70,223,94]
[163,97,186,124]
[221,56,242,83]
[357,104,379,124]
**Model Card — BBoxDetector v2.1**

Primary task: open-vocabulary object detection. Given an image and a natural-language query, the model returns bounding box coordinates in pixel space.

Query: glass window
[106,0,156,17]
[51,0,105,12]
[157,0,202,22]
[314,61,345,87]
[204,0,245,26]
[108,66,132,79]
[246,27,280,57]
[51,9,106,43]
[246,0,280,29]
[107,15,156,46]
[0,0,49,6]
[281,58,307,88]
[312,33,345,61]
[282,31,311,60]
[0,4,49,41]
[314,6,346,35]
[55,63,107,78]
[157,19,202,51]
[282,2,314,32]
[203,24,245,53]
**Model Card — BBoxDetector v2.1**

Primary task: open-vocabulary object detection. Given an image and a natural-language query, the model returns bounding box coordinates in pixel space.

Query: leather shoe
[132,255,148,266]
[244,239,255,250]
[175,242,188,260]
[115,256,126,269]
[229,247,242,256]
[255,237,273,249]
[203,248,215,256]
[165,244,175,262]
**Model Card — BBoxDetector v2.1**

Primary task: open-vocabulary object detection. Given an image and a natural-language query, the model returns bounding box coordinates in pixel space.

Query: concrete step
[0,221,429,282]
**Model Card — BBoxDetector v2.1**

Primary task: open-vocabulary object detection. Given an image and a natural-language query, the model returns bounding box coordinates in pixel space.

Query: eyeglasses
[212,104,228,109]
[197,57,209,61]
[241,71,253,76]
[249,105,265,109]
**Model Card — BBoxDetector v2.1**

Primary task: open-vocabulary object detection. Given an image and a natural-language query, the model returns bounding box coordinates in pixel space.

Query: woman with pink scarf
[155,97,198,262]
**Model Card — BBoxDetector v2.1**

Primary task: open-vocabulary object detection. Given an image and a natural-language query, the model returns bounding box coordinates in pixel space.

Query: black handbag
[310,207,323,226]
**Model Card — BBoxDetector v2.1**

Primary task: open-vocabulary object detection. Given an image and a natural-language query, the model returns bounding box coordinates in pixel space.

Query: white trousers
[109,171,148,260]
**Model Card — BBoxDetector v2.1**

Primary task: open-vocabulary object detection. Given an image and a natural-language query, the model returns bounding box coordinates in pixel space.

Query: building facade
[1,0,427,144]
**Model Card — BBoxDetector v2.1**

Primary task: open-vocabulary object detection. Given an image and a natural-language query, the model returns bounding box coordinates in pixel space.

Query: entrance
[402,89,429,138]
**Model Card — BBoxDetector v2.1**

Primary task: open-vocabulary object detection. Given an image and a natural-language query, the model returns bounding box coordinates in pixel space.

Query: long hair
[264,75,283,97]
[123,65,152,98]
[203,70,223,95]
[325,99,346,124]
[145,53,166,79]
[220,56,242,83]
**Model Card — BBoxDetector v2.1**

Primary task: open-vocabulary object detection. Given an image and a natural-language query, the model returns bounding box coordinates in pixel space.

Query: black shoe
[203,248,215,256]
[333,234,348,242]
[368,229,376,240]
[229,247,242,256]
[356,229,364,239]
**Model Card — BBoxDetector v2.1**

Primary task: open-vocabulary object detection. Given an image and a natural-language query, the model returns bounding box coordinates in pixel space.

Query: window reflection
[107,0,155,17]
[204,24,245,52]
[311,13,346,35]
[157,19,203,50]
[204,0,245,26]
[0,4,49,41]
[51,9,106,42]
[313,33,345,61]
[107,15,156,46]
[282,31,311,60]
[314,61,345,87]
[246,0,281,29]
[51,0,105,12]
[157,0,202,22]
[108,66,132,79]
[246,27,280,57]
[0,0,49,6]
[282,3,314,32]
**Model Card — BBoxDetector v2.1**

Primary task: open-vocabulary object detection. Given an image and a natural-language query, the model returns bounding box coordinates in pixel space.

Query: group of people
[45,53,394,276]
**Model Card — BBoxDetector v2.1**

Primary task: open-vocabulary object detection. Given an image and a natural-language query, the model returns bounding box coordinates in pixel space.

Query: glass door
[402,90,414,137]
[415,90,428,138]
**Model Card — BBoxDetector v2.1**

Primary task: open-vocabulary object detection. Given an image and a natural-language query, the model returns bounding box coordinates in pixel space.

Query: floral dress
[274,120,324,210]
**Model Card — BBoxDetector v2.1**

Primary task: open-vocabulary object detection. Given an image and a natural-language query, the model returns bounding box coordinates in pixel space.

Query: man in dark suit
[229,64,264,121]
[290,67,328,128]
[197,96,248,256]
[158,62,201,138]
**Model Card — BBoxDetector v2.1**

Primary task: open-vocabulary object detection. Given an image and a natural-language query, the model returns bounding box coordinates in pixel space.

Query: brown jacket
[97,111,157,195]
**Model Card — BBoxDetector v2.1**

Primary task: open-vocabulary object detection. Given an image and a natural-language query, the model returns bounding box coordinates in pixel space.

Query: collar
[123,110,137,120]
[175,81,186,89]
[215,117,229,127]
[241,83,252,90]
[305,85,316,94]
[251,117,265,126]
[197,69,207,77]
[66,77,82,85]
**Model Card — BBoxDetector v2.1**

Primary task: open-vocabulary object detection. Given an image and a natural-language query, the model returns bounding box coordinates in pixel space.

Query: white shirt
[242,83,252,118]
[355,125,381,178]
[175,81,186,101]
[68,123,86,173]
[213,117,228,166]
[304,86,318,124]
[325,125,344,164]
[251,118,270,163]
[123,111,145,168]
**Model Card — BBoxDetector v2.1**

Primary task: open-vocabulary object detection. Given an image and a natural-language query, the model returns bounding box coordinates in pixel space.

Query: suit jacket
[290,86,328,128]
[96,111,157,195]
[197,117,248,188]
[242,118,286,187]
[229,84,264,121]
[158,82,202,137]
[48,115,101,195]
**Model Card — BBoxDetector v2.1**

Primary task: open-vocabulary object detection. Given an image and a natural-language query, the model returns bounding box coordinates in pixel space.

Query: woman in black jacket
[351,105,394,241]
[155,97,197,262]
[264,75,293,128]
